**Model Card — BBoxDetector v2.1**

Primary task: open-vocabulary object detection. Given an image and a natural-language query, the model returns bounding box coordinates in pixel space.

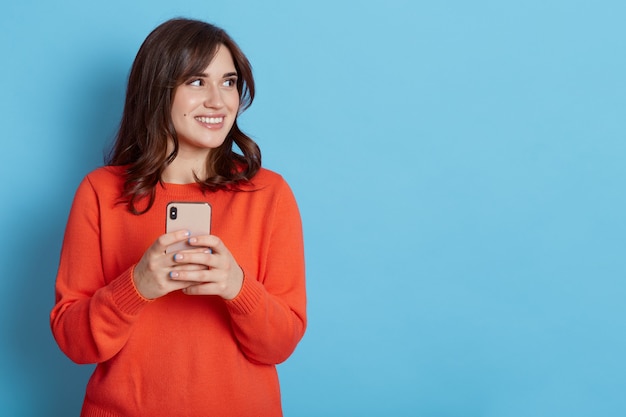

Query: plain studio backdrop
[1,1,625,416]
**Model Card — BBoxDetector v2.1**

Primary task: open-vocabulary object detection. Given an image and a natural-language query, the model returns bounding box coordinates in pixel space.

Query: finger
[174,247,208,255]
[154,229,191,253]
[165,275,198,289]
[187,235,223,252]
[171,262,209,271]
[169,267,213,283]
[172,251,214,268]
[181,282,225,296]
[182,278,240,300]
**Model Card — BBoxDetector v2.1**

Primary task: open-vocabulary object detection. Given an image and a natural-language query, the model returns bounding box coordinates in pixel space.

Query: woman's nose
[203,84,224,108]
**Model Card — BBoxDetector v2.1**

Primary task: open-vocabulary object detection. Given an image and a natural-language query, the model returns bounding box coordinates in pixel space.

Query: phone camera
[169,206,178,220]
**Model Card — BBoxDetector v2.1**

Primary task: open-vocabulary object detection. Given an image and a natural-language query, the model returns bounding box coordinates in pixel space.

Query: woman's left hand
[169,235,244,300]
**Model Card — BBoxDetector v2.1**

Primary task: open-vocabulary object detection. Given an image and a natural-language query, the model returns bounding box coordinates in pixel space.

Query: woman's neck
[162,155,209,184]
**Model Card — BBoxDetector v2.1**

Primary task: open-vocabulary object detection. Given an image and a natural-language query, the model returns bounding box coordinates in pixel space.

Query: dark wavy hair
[107,18,260,214]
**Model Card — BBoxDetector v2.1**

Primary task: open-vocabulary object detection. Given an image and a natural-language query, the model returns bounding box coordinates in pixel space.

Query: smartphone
[165,202,212,254]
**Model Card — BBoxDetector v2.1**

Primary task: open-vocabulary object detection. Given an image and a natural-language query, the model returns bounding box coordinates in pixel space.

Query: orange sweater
[50,166,307,417]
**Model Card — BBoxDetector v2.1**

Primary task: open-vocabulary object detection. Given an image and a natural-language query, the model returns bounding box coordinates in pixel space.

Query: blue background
[1,1,625,416]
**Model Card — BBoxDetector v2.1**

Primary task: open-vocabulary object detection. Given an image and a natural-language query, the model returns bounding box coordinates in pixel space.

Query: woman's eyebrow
[193,71,238,78]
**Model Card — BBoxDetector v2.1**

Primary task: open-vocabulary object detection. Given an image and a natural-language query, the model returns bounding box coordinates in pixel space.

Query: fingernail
[174,254,183,261]
[184,230,191,236]
[188,237,197,244]
[169,271,179,279]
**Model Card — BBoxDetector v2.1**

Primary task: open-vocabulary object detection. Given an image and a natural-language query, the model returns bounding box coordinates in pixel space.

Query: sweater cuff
[109,266,151,316]
[225,274,265,315]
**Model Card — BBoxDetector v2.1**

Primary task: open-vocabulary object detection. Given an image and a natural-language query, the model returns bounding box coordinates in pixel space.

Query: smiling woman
[49,18,306,417]
[167,45,241,182]
[107,18,259,215]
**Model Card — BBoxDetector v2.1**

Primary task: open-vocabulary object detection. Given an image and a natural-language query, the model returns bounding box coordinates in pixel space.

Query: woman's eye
[189,79,203,86]
[223,78,237,87]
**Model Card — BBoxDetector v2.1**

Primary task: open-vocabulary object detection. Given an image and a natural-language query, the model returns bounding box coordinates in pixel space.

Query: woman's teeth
[196,116,223,124]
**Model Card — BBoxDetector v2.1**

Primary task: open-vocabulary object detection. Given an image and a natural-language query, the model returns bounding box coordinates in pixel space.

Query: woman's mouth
[195,116,224,125]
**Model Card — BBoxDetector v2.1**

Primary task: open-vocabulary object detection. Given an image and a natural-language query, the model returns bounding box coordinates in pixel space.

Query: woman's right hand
[133,229,207,299]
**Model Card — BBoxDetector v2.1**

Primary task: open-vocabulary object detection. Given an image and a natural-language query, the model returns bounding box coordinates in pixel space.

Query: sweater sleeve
[50,175,151,364]
[224,179,307,365]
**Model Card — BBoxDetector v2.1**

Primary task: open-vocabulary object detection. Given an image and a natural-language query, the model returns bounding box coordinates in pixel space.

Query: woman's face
[170,44,240,156]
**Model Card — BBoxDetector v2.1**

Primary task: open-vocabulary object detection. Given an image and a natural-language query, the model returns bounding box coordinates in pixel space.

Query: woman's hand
[133,230,208,300]
[134,231,243,300]
[170,235,244,300]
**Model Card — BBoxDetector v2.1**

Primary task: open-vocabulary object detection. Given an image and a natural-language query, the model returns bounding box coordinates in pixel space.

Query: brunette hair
[107,18,260,214]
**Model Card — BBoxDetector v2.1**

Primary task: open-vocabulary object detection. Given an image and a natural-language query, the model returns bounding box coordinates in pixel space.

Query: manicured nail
[169,271,179,279]
[188,237,198,244]
[174,253,183,261]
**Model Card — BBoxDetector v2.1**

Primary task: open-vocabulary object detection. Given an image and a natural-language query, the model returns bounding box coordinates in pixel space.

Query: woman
[50,18,306,417]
